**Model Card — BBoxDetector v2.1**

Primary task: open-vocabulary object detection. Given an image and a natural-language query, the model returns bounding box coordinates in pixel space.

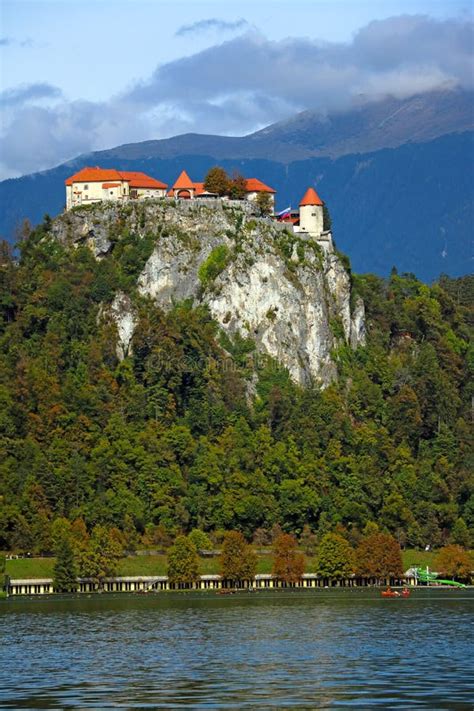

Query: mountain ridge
[1,87,473,282]
[92,86,473,163]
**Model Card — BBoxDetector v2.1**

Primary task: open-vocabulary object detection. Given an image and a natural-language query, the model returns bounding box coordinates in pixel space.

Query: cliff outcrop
[51,199,365,386]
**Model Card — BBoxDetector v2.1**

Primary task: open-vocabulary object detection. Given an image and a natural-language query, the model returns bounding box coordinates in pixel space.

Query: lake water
[1,589,473,709]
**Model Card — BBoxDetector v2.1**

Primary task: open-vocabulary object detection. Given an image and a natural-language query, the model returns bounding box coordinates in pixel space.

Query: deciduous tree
[204,166,230,196]
[78,525,123,589]
[255,191,273,216]
[228,172,247,199]
[167,535,200,585]
[188,528,212,551]
[272,533,305,582]
[220,531,257,581]
[316,533,354,579]
[355,532,403,579]
[435,545,472,581]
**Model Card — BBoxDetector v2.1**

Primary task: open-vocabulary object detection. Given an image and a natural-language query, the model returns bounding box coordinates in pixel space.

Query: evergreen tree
[167,536,200,585]
[0,555,6,592]
[322,203,332,231]
[451,518,471,548]
[53,538,78,592]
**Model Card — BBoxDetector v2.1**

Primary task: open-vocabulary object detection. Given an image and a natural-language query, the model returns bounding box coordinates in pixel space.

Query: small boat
[381,587,410,598]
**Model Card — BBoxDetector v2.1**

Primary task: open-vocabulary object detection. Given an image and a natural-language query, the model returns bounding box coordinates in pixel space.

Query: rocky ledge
[52,199,365,386]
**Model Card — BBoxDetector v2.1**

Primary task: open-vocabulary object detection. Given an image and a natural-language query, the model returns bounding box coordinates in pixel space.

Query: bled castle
[65,167,330,241]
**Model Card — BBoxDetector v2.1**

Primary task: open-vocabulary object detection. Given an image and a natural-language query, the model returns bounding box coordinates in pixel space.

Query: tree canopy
[167,535,200,584]
[316,533,354,579]
[220,531,257,580]
[0,217,472,555]
[272,533,305,583]
[355,533,403,579]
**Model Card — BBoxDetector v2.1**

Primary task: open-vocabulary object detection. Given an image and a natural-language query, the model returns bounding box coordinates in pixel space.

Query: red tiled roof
[299,187,323,206]
[172,170,195,190]
[121,171,167,189]
[245,178,275,193]
[65,166,167,189]
[193,182,205,195]
[102,183,121,189]
[65,167,123,186]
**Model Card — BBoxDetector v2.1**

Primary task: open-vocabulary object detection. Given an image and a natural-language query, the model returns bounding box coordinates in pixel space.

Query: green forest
[0,218,473,558]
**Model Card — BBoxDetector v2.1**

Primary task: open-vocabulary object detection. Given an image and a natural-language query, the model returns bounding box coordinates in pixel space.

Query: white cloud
[0,14,472,179]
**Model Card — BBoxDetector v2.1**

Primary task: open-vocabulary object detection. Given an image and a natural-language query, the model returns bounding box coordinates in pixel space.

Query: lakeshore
[3,547,439,579]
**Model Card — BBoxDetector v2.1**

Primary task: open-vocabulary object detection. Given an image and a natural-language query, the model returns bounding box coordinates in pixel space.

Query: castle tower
[172,170,195,199]
[299,187,324,237]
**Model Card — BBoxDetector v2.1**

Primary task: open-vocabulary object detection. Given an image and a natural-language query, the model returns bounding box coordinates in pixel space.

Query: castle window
[83,184,88,190]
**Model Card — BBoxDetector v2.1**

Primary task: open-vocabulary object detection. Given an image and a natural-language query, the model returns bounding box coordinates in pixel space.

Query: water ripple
[0,589,473,708]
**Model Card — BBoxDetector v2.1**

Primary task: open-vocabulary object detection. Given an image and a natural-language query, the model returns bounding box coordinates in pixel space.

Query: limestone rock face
[109,292,137,359]
[52,199,365,386]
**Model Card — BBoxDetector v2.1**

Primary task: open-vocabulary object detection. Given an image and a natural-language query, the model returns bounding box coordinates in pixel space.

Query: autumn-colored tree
[272,533,305,583]
[255,191,273,215]
[167,535,200,585]
[228,172,247,199]
[435,545,472,581]
[204,166,230,196]
[220,531,257,581]
[70,518,89,556]
[316,533,354,579]
[355,532,403,579]
[0,214,471,555]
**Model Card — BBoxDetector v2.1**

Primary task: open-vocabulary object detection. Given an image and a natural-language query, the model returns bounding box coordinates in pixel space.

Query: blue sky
[0,0,472,179]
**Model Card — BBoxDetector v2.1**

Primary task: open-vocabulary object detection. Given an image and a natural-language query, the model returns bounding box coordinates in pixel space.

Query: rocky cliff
[51,199,365,386]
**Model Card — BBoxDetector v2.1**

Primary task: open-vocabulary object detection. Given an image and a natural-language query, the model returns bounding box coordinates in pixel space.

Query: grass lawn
[402,549,437,570]
[4,547,444,580]
[5,557,55,579]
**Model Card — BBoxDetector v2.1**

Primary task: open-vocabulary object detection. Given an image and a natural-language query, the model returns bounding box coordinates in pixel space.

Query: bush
[198,245,231,287]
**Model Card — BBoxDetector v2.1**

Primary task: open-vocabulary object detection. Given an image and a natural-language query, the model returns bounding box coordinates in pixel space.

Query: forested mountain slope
[0,204,472,553]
